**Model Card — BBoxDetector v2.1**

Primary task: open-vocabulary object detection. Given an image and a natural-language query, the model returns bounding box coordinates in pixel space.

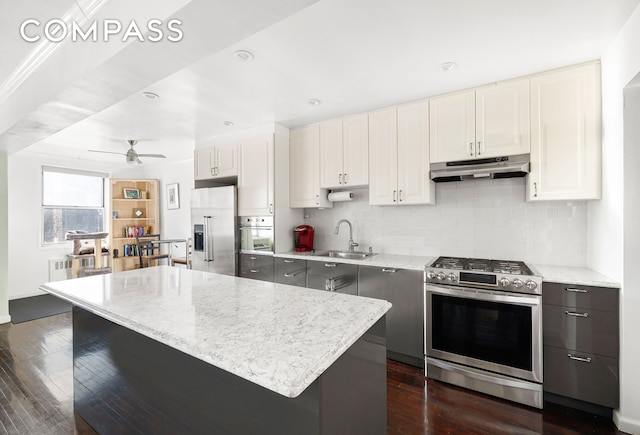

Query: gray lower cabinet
[542,282,619,409]
[306,260,357,296]
[358,265,424,368]
[275,258,306,287]
[238,253,274,282]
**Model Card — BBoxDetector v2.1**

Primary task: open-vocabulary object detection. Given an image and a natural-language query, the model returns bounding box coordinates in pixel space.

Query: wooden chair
[135,234,170,268]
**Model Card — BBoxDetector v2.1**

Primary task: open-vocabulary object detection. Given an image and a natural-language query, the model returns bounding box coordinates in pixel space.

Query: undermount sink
[313,250,376,260]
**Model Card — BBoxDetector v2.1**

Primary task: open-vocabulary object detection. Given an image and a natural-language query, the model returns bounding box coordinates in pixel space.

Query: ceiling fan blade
[136,153,167,158]
[88,150,126,156]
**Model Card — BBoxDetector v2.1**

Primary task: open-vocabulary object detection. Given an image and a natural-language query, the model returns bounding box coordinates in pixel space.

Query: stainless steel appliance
[424,256,543,408]
[239,216,274,255]
[430,154,530,182]
[190,186,237,275]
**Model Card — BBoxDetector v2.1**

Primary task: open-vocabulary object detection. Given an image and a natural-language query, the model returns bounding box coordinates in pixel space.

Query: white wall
[6,152,137,300]
[305,178,588,266]
[593,3,640,433]
[0,152,9,323]
[143,159,195,241]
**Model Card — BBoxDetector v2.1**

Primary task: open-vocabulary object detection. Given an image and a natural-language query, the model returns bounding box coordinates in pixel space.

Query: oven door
[425,284,542,383]
[239,225,274,255]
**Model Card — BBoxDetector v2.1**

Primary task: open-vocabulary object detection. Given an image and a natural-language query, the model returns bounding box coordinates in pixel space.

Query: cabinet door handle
[250,269,259,273]
[283,259,295,263]
[565,311,589,318]
[211,167,215,176]
[534,182,538,198]
[469,142,474,156]
[325,278,331,291]
[324,263,337,268]
[565,287,588,293]
[316,195,319,205]
[567,353,592,363]
[339,174,343,185]
[269,204,273,214]
[399,190,403,202]
[393,190,397,202]
[382,268,397,273]
[477,141,482,155]
[284,270,303,278]
[250,256,257,260]
[344,173,348,184]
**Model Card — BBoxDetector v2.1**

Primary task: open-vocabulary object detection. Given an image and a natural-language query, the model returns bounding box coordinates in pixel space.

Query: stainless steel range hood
[430,154,530,183]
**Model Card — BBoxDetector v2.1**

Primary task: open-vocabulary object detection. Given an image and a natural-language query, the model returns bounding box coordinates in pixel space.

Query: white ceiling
[2,0,640,167]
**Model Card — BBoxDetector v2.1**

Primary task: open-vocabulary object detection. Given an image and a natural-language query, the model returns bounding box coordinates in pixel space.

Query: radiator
[48,257,96,282]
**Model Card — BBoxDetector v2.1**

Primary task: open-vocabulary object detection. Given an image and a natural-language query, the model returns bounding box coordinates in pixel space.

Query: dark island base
[72,306,387,434]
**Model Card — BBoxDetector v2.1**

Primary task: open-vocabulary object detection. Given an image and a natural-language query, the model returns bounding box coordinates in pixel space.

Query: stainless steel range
[424,256,543,409]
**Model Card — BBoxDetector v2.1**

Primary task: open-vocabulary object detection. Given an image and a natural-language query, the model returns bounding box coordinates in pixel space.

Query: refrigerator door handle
[204,216,214,262]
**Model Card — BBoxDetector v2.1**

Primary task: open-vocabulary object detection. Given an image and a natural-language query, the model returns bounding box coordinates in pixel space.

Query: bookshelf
[109,179,160,272]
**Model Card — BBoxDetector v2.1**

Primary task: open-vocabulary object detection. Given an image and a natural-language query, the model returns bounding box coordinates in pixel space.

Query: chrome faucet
[334,219,358,252]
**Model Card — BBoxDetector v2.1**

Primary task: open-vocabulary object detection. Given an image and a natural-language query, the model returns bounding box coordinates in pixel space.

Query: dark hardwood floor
[0,313,626,434]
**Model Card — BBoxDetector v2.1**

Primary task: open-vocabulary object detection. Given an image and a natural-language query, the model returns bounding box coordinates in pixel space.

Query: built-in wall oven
[239,216,274,255]
[424,257,543,409]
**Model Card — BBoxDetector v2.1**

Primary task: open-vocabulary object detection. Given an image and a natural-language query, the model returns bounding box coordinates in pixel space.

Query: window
[42,166,107,244]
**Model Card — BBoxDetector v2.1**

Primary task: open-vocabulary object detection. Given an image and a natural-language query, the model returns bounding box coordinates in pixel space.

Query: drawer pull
[567,353,592,363]
[250,269,259,273]
[382,268,397,273]
[250,256,258,260]
[284,270,303,278]
[565,287,588,293]
[324,263,337,268]
[565,311,589,318]
[283,259,295,263]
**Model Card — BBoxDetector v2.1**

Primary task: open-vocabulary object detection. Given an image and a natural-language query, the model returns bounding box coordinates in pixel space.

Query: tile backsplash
[303,178,588,266]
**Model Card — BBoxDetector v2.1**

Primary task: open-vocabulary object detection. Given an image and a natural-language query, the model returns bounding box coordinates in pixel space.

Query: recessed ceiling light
[438,62,457,72]
[223,121,234,127]
[233,50,254,61]
[142,91,160,99]
[308,99,321,106]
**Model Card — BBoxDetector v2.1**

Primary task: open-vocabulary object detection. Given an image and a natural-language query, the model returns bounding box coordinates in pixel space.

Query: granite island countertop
[39,266,391,398]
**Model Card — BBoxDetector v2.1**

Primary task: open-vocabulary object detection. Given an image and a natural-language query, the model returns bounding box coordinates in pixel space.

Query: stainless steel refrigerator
[190,186,237,275]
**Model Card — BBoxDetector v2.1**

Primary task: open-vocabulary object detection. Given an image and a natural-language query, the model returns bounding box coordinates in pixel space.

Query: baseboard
[613,409,640,434]
[0,315,11,324]
[9,290,47,300]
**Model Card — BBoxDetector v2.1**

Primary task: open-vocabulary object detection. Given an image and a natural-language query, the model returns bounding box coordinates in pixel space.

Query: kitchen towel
[328,191,354,202]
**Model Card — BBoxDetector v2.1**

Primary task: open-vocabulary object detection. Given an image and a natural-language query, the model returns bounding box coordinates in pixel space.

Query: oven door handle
[426,284,540,306]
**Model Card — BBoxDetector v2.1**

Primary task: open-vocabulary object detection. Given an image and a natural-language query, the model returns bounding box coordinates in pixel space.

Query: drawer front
[543,282,619,312]
[239,254,274,282]
[306,261,358,296]
[543,345,619,408]
[275,259,306,287]
[543,304,619,358]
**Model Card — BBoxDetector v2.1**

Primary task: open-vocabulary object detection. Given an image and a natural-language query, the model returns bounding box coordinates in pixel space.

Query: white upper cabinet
[290,125,332,208]
[194,142,238,180]
[430,79,530,163]
[369,101,434,206]
[527,63,601,201]
[319,113,368,189]
[238,136,274,216]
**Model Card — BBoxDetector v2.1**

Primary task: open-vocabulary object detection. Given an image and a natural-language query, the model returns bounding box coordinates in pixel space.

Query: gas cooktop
[431,256,534,275]
[425,256,542,294]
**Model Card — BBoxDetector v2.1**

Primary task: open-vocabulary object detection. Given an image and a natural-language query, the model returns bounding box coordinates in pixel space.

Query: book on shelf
[123,226,152,238]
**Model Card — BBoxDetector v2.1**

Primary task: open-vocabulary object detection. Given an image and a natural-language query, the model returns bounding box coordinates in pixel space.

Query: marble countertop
[275,251,435,271]
[40,266,391,398]
[531,264,620,288]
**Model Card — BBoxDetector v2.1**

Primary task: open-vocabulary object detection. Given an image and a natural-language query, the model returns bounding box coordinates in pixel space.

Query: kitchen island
[40,266,391,434]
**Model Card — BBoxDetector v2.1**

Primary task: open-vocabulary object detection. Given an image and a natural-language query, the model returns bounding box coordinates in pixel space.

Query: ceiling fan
[88,140,167,164]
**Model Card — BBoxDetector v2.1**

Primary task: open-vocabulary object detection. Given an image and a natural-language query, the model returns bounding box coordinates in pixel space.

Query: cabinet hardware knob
[567,353,592,363]
[565,311,589,318]
[565,287,588,293]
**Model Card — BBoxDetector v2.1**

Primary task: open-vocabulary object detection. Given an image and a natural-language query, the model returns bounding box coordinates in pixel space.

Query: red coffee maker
[294,225,314,252]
